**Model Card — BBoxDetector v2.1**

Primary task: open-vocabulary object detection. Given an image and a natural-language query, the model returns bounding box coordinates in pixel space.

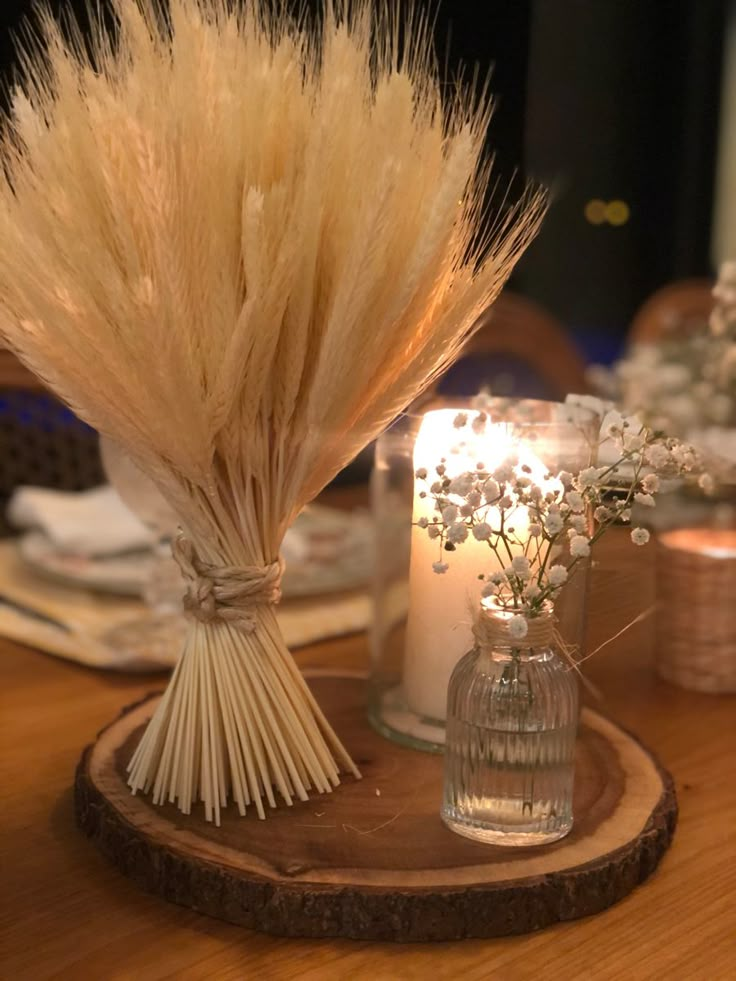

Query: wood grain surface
[2,524,736,978]
[74,679,675,941]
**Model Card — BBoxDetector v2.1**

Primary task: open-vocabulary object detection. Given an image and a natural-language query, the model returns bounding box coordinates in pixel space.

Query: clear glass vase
[441,612,579,846]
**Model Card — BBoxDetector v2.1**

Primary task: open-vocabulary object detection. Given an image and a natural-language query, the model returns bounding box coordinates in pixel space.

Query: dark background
[0,0,728,362]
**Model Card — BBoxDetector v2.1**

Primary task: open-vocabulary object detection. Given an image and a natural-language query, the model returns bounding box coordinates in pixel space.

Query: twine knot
[172,532,284,633]
[473,605,555,652]
[472,601,601,697]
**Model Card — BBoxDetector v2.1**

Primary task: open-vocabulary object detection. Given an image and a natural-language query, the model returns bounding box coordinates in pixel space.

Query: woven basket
[655,527,736,693]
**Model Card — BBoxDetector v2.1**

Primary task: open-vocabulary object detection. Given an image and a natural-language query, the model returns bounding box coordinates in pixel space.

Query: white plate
[18,505,374,600]
[19,531,151,596]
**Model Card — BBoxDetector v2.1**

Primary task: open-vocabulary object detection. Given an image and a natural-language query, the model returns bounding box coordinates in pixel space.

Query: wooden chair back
[420,291,589,405]
[0,348,44,390]
[628,278,714,344]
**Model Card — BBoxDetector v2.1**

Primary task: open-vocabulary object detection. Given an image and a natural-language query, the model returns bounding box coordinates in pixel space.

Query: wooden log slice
[75,671,677,942]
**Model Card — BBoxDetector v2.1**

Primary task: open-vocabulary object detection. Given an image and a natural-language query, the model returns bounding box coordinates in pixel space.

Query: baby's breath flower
[418,399,711,623]
[447,522,468,544]
[493,462,515,483]
[448,473,474,497]
[645,443,670,468]
[634,492,655,507]
[432,561,449,574]
[483,478,500,502]
[508,615,528,640]
[623,432,645,452]
[641,473,659,493]
[576,466,601,487]
[670,443,695,469]
[570,535,591,558]
[548,565,569,587]
[603,410,625,438]
[698,472,715,494]
[453,412,468,429]
[511,555,531,578]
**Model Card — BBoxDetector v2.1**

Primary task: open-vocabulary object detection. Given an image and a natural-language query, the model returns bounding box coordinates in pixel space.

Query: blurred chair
[628,278,714,344]
[0,347,104,534]
[431,291,589,402]
[334,292,590,486]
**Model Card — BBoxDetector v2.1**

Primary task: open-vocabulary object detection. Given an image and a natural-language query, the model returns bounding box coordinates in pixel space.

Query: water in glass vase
[441,644,578,846]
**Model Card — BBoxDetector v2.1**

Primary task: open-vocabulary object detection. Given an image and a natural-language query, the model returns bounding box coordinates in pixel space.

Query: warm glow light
[403,409,560,725]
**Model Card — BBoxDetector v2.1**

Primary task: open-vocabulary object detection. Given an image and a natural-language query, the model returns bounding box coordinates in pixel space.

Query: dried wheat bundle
[0,0,545,822]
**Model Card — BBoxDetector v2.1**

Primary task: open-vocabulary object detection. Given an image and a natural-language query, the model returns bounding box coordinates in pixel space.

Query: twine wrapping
[473,604,602,697]
[473,607,555,651]
[655,527,736,693]
[172,532,284,633]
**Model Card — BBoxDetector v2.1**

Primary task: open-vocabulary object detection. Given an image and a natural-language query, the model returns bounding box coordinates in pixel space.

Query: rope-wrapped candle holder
[655,527,736,693]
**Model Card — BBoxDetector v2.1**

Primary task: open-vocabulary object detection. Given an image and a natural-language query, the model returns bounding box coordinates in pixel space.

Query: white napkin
[7,485,155,557]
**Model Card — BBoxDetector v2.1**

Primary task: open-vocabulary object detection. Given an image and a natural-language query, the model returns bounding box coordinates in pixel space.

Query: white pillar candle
[403,408,552,723]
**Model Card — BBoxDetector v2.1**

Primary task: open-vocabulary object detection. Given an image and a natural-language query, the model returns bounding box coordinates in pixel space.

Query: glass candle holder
[369,398,598,752]
[441,602,578,845]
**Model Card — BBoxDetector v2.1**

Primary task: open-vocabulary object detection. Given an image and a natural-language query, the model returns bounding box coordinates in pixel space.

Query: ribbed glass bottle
[441,613,578,846]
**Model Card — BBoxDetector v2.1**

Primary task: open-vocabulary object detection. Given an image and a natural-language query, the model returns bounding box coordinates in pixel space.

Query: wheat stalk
[0,0,545,822]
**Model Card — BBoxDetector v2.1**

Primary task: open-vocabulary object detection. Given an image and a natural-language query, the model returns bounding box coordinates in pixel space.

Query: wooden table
[2,528,735,980]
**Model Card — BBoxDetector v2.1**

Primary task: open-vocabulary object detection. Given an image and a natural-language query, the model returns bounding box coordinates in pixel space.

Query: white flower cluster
[414,408,705,635]
[593,261,736,481]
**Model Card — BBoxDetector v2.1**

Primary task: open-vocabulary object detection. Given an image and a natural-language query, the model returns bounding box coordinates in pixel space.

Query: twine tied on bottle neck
[473,603,601,698]
[472,606,555,651]
[172,532,284,633]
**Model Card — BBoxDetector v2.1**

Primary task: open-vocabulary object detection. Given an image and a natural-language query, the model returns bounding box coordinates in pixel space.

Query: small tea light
[656,527,736,693]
